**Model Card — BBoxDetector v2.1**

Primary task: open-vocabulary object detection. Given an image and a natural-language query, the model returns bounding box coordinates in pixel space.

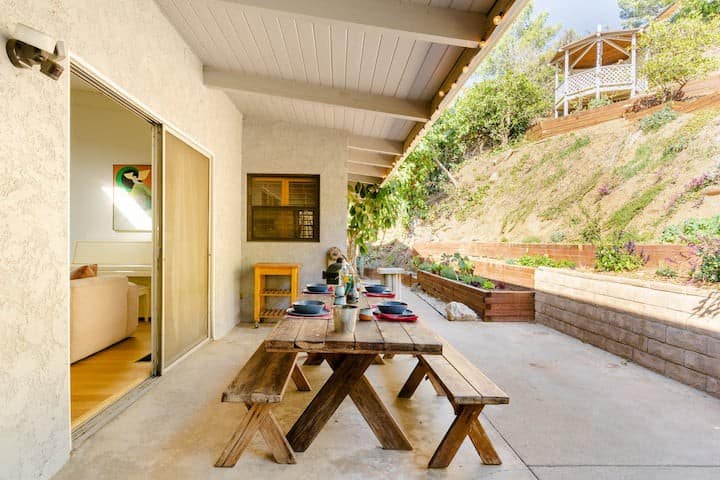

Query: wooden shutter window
[248,174,320,242]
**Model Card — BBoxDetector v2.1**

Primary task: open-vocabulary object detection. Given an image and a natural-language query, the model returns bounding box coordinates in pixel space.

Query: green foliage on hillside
[661,216,720,243]
[606,183,666,231]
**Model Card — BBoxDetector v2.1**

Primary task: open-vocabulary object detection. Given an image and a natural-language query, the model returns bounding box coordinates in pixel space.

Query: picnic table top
[264,291,443,355]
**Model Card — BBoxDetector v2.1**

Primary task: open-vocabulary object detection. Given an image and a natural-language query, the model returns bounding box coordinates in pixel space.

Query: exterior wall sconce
[6,24,66,80]
[493,12,504,25]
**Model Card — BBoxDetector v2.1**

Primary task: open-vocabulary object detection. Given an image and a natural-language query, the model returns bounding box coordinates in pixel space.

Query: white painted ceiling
[155,0,519,182]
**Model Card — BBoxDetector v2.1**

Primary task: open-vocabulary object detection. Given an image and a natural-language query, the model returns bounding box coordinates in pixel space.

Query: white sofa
[70,275,139,363]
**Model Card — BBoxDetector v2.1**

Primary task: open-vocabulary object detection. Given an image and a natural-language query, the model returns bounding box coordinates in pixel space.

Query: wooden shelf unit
[253,263,300,327]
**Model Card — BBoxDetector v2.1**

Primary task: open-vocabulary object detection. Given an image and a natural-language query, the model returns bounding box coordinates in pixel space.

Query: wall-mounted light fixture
[6,24,66,80]
[493,12,504,25]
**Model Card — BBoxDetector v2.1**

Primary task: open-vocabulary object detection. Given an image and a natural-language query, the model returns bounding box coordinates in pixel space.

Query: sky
[533,0,625,34]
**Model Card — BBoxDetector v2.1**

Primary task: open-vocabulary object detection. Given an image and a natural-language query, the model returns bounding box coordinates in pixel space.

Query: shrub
[522,235,542,244]
[595,232,649,272]
[687,236,720,283]
[516,254,576,269]
[588,96,612,109]
[439,265,458,280]
[660,216,720,243]
[458,273,496,289]
[639,106,677,132]
[656,265,678,278]
[550,231,567,243]
[597,184,611,196]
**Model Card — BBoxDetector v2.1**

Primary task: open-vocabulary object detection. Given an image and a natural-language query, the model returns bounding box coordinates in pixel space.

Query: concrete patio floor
[55,290,720,480]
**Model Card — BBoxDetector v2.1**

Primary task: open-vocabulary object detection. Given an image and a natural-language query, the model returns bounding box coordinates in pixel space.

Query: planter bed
[417,270,535,322]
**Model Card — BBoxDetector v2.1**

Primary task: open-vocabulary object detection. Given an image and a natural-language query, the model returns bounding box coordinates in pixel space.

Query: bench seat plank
[438,340,509,405]
[421,355,482,405]
[222,347,298,404]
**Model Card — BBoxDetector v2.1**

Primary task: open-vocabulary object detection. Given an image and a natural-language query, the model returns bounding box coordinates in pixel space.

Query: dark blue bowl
[377,301,408,315]
[292,300,326,314]
[306,283,329,293]
[365,284,387,294]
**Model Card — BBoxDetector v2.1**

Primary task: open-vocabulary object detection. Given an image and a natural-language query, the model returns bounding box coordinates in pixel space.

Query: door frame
[69,54,215,376]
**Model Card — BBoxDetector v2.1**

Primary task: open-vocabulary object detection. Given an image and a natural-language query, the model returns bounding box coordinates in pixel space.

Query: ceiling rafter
[220,0,488,48]
[204,67,432,122]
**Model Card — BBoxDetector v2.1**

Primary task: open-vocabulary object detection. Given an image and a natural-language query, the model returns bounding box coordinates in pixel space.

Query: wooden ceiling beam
[348,173,383,185]
[347,162,392,178]
[221,0,488,48]
[348,135,403,156]
[349,150,395,168]
[205,67,431,122]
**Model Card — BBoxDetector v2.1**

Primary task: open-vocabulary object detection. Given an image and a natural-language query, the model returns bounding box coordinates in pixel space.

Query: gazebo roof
[550,29,642,69]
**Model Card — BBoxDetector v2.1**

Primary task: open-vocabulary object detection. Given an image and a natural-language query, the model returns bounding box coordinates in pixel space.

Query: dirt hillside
[403,107,720,245]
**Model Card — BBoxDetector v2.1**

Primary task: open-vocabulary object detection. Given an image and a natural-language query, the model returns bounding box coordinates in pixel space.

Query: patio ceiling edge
[381,0,530,187]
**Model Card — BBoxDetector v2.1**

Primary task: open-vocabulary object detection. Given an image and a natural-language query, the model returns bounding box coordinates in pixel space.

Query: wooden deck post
[630,32,637,97]
[563,49,569,116]
[595,26,603,101]
[554,66,559,118]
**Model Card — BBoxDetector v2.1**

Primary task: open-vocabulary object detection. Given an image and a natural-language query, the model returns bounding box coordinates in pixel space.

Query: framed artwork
[113,164,152,232]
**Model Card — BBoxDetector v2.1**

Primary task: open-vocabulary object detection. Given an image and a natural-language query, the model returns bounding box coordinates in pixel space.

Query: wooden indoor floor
[71,322,152,427]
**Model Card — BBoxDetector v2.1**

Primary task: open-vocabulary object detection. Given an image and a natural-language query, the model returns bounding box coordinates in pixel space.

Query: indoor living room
[69,73,155,428]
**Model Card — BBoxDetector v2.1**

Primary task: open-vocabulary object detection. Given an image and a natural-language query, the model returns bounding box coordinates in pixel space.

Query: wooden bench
[215,344,311,467]
[398,340,509,468]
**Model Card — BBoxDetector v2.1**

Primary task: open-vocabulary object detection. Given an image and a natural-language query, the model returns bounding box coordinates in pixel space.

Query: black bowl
[292,300,326,314]
[365,284,387,294]
[306,283,329,293]
[377,301,408,315]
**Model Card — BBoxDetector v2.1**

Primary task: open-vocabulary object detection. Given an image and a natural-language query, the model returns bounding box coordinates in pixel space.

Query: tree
[639,15,720,100]
[347,182,402,262]
[454,72,550,147]
[618,0,674,28]
[680,0,720,19]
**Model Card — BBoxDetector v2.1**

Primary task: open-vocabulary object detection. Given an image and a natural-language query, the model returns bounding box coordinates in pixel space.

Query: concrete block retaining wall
[535,268,720,397]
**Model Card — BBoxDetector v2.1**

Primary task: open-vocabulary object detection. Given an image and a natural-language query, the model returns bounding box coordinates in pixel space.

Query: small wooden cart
[253,263,300,328]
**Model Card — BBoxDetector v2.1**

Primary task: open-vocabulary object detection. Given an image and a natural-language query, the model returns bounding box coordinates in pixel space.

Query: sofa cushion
[71,263,98,280]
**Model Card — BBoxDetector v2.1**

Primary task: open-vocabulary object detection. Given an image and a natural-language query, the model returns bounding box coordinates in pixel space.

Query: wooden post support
[595,26,603,101]
[563,49,569,116]
[554,66,559,118]
[630,32,637,97]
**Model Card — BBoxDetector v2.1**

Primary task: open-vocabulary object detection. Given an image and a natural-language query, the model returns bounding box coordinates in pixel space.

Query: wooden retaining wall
[535,268,720,398]
[527,79,720,141]
[471,258,535,289]
[417,270,534,322]
[413,241,692,271]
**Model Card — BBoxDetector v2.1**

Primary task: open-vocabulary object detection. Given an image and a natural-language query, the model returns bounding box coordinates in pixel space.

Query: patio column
[595,27,603,101]
[630,32,637,97]
[563,49,569,116]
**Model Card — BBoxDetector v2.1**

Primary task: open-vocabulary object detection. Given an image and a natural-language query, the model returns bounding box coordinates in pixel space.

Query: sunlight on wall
[101,185,151,230]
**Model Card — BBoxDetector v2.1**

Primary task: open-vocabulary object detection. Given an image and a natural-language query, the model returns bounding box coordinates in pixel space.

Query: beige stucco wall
[240,117,349,321]
[0,1,243,478]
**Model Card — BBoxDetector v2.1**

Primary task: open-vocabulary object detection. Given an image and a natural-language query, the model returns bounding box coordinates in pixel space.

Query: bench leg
[215,403,271,467]
[303,353,325,366]
[398,360,427,398]
[257,407,297,464]
[427,373,446,397]
[291,363,311,392]
[429,405,485,468]
[469,417,501,465]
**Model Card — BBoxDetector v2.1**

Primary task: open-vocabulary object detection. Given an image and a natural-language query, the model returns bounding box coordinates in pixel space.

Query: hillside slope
[405,107,720,244]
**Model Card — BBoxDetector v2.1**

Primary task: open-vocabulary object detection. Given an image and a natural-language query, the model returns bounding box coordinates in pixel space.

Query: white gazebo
[550,27,647,117]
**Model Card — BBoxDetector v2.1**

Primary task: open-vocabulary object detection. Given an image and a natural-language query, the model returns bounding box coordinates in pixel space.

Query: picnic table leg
[428,405,484,468]
[398,359,427,398]
[291,363,311,392]
[326,355,412,451]
[303,353,325,366]
[286,354,375,452]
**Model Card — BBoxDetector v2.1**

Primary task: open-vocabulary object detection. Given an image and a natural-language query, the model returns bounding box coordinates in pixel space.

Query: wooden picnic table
[264,291,443,453]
